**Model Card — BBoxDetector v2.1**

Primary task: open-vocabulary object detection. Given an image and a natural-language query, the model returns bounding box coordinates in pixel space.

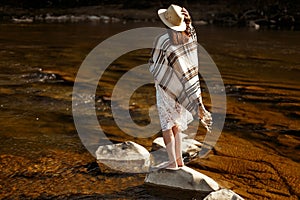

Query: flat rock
[152,135,201,158]
[145,166,219,192]
[203,188,244,200]
[95,141,150,173]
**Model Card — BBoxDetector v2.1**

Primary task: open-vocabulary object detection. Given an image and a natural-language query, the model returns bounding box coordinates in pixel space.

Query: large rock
[95,141,151,173]
[151,135,201,158]
[203,189,244,200]
[145,166,219,192]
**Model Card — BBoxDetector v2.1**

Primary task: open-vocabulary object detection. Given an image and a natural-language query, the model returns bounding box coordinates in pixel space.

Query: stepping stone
[95,141,150,173]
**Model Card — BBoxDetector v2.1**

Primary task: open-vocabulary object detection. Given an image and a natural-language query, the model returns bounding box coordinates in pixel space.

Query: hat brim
[158,9,186,32]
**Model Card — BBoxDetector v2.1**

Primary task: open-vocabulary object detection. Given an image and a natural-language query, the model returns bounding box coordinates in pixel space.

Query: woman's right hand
[181,7,191,23]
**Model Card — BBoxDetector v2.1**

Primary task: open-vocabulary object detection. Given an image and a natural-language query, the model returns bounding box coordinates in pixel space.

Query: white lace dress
[155,82,194,132]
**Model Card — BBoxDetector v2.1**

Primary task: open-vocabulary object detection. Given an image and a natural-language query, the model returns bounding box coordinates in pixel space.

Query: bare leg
[162,129,178,169]
[173,125,184,167]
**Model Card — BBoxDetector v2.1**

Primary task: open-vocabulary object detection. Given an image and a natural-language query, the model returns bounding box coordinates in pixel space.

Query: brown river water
[0,22,299,199]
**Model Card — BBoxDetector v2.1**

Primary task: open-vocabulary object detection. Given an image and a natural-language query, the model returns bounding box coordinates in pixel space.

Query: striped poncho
[149,28,203,117]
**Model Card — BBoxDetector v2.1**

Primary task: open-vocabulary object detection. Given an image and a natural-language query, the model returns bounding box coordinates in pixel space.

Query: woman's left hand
[199,107,212,131]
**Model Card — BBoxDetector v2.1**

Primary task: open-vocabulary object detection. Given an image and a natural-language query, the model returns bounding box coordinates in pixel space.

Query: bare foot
[165,164,179,170]
[176,159,184,167]
[165,162,178,170]
[165,166,180,170]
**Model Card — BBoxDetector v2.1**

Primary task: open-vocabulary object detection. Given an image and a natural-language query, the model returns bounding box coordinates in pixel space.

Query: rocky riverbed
[1,131,299,199]
[0,22,299,199]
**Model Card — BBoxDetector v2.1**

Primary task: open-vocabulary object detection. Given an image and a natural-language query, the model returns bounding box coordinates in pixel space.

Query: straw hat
[158,4,186,31]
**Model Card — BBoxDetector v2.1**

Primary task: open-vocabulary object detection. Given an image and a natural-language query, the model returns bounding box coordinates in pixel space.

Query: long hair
[167,17,192,45]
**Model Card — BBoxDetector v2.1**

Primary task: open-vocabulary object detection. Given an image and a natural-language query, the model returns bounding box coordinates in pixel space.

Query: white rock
[152,137,165,150]
[145,166,219,192]
[87,15,100,22]
[249,20,260,30]
[204,189,244,200]
[45,14,57,22]
[152,133,194,149]
[152,135,201,157]
[182,138,202,155]
[183,138,202,146]
[12,17,33,23]
[203,189,243,200]
[193,20,208,25]
[95,141,150,173]
[100,15,110,23]
[111,17,121,23]
[56,15,70,23]
[181,132,190,139]
[70,15,85,23]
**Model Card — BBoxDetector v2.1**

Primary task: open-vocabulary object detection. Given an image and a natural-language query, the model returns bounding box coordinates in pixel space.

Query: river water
[0,22,299,199]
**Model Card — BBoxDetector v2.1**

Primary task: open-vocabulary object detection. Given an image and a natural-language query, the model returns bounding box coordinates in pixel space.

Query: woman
[150,4,212,170]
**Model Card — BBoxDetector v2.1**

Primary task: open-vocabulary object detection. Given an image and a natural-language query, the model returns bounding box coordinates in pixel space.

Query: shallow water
[0,22,299,199]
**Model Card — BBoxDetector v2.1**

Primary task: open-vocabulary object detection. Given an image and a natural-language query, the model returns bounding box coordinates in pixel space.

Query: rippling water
[0,22,299,199]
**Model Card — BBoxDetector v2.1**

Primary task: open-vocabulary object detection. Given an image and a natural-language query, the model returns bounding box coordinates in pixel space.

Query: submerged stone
[95,141,151,173]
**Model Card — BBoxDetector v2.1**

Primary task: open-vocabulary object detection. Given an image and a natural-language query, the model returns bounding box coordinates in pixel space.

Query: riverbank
[1,3,299,29]
[1,4,228,22]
